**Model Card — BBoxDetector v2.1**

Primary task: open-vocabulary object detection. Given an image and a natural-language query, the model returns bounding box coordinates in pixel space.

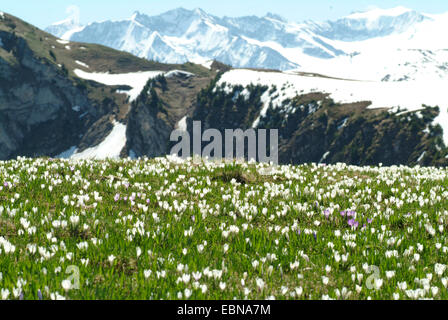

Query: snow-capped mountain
[312,6,429,41]
[46,7,344,70]
[45,16,85,40]
[44,7,448,79]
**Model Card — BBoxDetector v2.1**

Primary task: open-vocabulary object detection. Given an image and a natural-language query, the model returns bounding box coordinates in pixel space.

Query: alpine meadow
[1,1,448,303]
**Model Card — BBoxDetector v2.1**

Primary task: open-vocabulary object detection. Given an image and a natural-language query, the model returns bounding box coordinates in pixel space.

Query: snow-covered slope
[57,121,127,160]
[218,69,448,145]
[73,69,164,102]
[45,6,448,81]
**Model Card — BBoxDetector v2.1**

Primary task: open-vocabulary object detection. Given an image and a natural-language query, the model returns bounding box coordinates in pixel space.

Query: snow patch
[65,46,71,50]
[70,121,127,160]
[56,39,70,45]
[319,151,330,164]
[251,91,272,128]
[62,26,85,41]
[417,151,426,163]
[72,106,81,112]
[74,69,164,102]
[200,60,214,70]
[56,146,77,159]
[337,118,349,130]
[165,70,194,78]
[0,12,4,19]
[75,60,89,68]
[79,112,88,119]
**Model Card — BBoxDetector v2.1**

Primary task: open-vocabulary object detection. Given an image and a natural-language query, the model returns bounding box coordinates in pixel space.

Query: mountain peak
[130,10,142,20]
[45,13,83,39]
[264,12,287,22]
[50,15,79,27]
[193,8,207,16]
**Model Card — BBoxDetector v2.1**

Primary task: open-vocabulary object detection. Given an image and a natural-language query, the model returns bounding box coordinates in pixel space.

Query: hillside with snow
[216,69,448,146]
[1,9,447,165]
[0,11,217,161]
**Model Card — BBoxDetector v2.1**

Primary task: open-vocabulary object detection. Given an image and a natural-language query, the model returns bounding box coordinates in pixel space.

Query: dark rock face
[126,102,172,158]
[0,31,95,159]
[126,72,215,158]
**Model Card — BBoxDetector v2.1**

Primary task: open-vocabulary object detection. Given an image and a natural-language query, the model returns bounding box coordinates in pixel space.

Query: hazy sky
[2,0,448,29]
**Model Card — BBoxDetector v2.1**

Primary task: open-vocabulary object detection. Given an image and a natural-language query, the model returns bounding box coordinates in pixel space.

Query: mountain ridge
[44,6,448,82]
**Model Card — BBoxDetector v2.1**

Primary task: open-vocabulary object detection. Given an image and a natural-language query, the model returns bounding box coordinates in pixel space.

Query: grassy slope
[0,157,448,300]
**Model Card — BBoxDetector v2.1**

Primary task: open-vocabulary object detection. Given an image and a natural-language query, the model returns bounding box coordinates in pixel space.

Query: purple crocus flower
[340,210,346,217]
[347,210,356,217]
[348,219,359,228]
[37,289,43,300]
[313,233,317,240]
[324,209,331,219]
[367,219,373,224]
[114,194,120,202]
[146,199,150,204]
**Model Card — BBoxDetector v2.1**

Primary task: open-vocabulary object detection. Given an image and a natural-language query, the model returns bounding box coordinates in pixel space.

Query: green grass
[0,157,448,300]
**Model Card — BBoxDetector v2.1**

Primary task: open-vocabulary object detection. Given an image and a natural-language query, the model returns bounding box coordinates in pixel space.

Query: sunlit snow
[74,69,164,102]
[57,121,127,160]
[219,69,448,145]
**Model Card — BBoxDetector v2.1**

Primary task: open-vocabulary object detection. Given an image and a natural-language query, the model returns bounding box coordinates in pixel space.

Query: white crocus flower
[1,289,10,300]
[435,264,446,276]
[136,247,142,258]
[61,280,72,291]
[144,270,152,279]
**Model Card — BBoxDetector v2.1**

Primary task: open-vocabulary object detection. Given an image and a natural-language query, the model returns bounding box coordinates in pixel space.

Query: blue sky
[3,0,448,29]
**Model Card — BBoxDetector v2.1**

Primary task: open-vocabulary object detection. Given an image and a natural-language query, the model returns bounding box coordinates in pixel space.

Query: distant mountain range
[45,6,448,82]
[0,10,447,165]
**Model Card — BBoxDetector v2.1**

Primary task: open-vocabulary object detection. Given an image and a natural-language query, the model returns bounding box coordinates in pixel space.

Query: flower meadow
[0,156,448,300]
